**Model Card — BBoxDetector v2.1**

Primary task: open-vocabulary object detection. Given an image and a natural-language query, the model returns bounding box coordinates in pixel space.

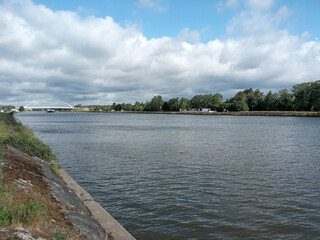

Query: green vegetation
[78,80,320,113]
[66,202,71,211]
[51,232,67,240]
[0,113,56,162]
[19,106,25,112]
[52,162,60,176]
[0,146,3,182]
[0,198,46,227]
[0,113,48,228]
[0,146,46,228]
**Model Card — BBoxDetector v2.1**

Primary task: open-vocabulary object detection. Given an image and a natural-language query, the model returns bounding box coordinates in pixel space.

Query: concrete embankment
[59,169,135,240]
[1,145,135,240]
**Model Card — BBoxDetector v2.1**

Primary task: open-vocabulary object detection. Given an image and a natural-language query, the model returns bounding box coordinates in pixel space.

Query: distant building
[201,108,211,112]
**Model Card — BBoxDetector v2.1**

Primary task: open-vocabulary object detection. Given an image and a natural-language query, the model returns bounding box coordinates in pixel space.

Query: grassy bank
[0,113,56,162]
[0,147,47,228]
[0,113,88,239]
[0,113,54,228]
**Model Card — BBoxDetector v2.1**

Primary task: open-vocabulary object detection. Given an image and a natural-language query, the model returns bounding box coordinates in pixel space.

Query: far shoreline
[66,110,320,117]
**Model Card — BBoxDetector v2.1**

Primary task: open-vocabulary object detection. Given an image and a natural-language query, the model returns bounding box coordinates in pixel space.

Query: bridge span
[24,99,74,111]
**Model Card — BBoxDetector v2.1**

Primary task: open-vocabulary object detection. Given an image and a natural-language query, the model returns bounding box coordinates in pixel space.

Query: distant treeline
[78,80,320,112]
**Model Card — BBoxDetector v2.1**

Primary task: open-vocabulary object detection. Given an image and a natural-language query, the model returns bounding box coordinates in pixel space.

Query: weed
[0,184,9,193]
[15,199,47,224]
[0,206,12,227]
[77,203,86,215]
[0,145,3,182]
[51,232,67,240]
[52,162,60,176]
[66,202,71,211]
[0,199,46,227]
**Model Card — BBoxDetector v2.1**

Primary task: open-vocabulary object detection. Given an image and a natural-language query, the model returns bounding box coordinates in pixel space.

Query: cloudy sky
[0,0,319,106]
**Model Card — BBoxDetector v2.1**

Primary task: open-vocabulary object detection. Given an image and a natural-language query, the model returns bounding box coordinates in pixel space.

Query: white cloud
[225,0,239,9]
[139,0,155,8]
[245,0,274,11]
[137,0,165,12]
[176,28,201,44]
[0,0,319,106]
[217,0,239,11]
[218,0,273,11]
[275,5,292,22]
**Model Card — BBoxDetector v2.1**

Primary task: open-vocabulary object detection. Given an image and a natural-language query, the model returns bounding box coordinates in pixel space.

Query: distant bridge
[24,99,74,111]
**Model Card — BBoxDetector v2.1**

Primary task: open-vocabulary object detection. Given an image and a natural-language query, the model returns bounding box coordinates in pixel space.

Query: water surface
[16,112,320,239]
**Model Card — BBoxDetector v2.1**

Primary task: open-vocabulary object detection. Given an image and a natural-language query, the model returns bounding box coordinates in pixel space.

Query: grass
[0,198,46,227]
[0,114,83,238]
[0,114,57,162]
[0,146,3,182]
[1,142,47,228]
[0,113,60,176]
[51,232,67,240]
[0,113,50,228]
[0,113,56,162]
[0,179,47,227]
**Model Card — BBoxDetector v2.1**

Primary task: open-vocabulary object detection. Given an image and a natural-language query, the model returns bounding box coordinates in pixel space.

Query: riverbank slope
[0,113,134,240]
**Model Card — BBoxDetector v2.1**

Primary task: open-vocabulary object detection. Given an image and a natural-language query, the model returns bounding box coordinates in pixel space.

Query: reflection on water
[16,112,320,239]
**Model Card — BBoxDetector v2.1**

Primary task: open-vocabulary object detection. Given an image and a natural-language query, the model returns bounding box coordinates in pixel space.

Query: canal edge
[59,168,136,240]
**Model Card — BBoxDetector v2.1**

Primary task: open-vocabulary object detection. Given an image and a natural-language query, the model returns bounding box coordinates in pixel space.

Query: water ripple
[16,113,320,240]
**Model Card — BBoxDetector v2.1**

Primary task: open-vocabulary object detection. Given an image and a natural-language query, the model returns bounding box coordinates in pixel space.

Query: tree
[278,89,294,111]
[19,106,25,112]
[134,102,144,111]
[309,80,320,111]
[253,89,265,110]
[149,95,163,111]
[263,91,278,110]
[227,91,249,111]
[8,105,15,112]
[292,80,320,111]
[114,104,122,111]
[122,103,133,111]
[292,82,312,111]
[243,88,265,110]
[179,98,190,111]
[168,98,180,111]
[190,95,205,109]
[162,101,170,111]
[208,93,223,111]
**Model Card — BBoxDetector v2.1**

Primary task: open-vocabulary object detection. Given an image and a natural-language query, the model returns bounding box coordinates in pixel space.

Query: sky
[0,0,319,106]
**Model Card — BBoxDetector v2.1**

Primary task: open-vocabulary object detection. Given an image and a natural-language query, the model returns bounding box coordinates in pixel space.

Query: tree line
[80,80,320,112]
